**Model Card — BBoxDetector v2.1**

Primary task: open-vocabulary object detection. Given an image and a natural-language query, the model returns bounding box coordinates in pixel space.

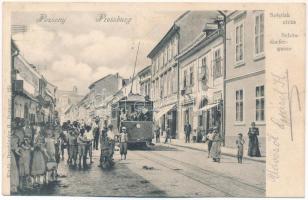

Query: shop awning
[154,104,176,119]
[199,102,219,111]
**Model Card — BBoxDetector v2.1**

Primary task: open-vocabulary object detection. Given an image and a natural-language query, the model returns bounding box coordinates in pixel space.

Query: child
[236,133,245,163]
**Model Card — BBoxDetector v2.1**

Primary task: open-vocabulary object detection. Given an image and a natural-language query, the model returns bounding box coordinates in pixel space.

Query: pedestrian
[10,122,21,193]
[236,133,245,163]
[210,129,222,163]
[205,128,214,158]
[77,128,87,168]
[155,125,160,143]
[119,126,128,160]
[15,118,25,145]
[31,127,47,186]
[192,129,197,143]
[184,122,192,143]
[24,120,34,142]
[45,128,57,182]
[18,137,31,190]
[164,127,171,143]
[60,123,68,160]
[85,125,94,164]
[247,122,261,157]
[107,124,116,159]
[93,120,100,150]
[67,127,78,166]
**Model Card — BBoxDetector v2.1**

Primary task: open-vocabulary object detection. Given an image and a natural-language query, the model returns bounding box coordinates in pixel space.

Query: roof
[137,65,151,76]
[177,29,223,61]
[147,11,190,58]
[89,74,113,89]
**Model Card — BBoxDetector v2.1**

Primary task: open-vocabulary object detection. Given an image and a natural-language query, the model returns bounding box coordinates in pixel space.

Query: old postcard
[1,2,306,198]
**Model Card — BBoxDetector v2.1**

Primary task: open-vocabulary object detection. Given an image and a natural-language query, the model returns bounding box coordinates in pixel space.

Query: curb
[167,143,266,163]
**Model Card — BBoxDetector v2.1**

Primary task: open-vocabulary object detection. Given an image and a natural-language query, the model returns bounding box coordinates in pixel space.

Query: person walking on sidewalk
[155,125,160,143]
[164,127,171,144]
[184,122,192,143]
[210,128,222,163]
[236,133,245,163]
[205,128,214,158]
[247,122,261,157]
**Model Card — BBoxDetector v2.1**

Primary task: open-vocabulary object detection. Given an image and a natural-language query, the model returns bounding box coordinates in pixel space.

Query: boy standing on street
[236,133,245,164]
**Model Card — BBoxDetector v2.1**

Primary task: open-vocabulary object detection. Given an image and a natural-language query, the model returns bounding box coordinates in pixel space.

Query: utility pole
[130,41,140,94]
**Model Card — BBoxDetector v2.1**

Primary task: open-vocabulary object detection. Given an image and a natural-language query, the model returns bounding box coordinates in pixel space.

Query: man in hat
[184,122,192,143]
[119,126,128,160]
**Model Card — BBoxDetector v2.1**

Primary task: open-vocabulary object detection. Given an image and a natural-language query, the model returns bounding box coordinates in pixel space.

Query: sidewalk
[158,137,266,163]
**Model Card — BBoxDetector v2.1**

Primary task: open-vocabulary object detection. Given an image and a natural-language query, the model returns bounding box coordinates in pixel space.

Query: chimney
[202,23,218,35]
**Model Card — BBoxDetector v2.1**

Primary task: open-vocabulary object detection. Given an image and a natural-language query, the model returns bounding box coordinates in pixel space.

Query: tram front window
[121,103,153,122]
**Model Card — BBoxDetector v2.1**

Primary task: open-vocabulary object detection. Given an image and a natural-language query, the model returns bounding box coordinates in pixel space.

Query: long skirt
[31,149,46,176]
[210,141,221,159]
[19,149,31,177]
[10,151,19,193]
[248,136,261,157]
[120,142,127,155]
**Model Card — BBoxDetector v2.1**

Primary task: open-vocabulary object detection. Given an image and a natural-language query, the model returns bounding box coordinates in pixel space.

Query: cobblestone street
[26,143,265,197]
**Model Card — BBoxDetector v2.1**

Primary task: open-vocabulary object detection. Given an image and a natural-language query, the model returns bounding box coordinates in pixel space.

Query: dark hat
[238,133,243,136]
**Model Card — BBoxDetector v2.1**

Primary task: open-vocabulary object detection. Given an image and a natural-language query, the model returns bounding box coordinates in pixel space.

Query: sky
[12,10,183,95]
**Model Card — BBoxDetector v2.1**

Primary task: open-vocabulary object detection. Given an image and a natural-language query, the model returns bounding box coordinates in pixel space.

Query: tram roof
[117,93,150,103]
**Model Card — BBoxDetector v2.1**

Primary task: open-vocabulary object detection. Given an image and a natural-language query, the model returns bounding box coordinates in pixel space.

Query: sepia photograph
[1,2,306,198]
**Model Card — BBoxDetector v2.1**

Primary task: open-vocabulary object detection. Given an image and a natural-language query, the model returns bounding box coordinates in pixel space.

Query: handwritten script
[271,70,301,141]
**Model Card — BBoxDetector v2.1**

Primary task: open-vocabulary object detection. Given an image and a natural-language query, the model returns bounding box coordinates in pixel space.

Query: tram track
[134,149,265,197]
[134,151,233,197]
[151,150,265,192]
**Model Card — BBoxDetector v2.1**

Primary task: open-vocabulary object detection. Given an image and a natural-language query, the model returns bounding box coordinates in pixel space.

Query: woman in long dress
[247,122,261,157]
[10,129,21,193]
[31,128,47,186]
[18,137,31,190]
[210,129,222,163]
[45,128,57,181]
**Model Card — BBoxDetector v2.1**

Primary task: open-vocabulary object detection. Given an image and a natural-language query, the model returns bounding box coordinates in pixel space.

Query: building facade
[225,11,265,154]
[177,17,224,140]
[88,73,123,120]
[138,65,151,99]
[12,40,57,125]
[148,11,219,139]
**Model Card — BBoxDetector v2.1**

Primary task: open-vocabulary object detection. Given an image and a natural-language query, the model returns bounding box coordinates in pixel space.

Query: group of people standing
[10,118,62,193]
[10,117,130,194]
[204,122,262,164]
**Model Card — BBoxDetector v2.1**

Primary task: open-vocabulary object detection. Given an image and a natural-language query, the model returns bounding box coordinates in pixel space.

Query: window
[235,23,244,62]
[213,49,222,78]
[256,85,265,121]
[200,57,208,89]
[236,89,243,121]
[255,13,264,55]
[189,66,194,86]
[183,70,187,88]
